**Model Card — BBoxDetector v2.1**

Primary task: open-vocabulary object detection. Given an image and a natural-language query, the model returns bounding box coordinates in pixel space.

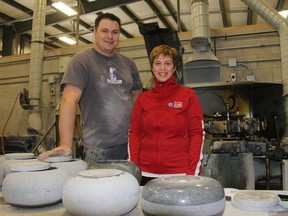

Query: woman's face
[152,55,175,82]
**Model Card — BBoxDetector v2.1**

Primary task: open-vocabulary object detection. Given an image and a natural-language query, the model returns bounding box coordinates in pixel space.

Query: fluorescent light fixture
[52,2,77,16]
[59,36,76,45]
[279,10,288,18]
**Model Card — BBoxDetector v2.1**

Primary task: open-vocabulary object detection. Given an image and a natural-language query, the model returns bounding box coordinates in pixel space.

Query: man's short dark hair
[94,13,121,29]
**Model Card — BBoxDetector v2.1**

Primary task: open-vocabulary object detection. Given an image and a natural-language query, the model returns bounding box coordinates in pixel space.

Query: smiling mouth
[158,73,167,76]
[105,40,114,45]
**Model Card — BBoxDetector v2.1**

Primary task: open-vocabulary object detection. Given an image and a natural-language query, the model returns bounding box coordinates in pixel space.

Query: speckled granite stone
[141,175,225,216]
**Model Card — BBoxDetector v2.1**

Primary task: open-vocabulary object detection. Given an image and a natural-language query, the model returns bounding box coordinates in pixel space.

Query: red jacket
[128,76,205,175]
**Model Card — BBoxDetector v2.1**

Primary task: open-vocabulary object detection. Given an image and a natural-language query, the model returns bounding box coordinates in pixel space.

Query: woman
[128,45,205,185]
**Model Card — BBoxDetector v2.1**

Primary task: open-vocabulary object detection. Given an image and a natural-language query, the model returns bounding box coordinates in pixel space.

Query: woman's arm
[128,99,143,163]
[187,92,205,175]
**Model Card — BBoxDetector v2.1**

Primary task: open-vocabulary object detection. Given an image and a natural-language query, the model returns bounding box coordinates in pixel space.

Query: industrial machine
[195,83,288,189]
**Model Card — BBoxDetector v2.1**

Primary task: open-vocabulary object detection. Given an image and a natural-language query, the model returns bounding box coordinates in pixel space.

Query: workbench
[1,189,288,216]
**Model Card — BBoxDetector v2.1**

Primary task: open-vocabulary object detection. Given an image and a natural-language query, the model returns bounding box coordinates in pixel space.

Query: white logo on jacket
[168,101,183,108]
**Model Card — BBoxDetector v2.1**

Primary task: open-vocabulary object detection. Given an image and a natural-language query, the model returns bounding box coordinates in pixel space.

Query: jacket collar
[152,75,180,95]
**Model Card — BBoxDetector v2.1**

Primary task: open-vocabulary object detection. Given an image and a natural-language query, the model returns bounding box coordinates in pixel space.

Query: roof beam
[144,0,175,30]
[247,8,253,25]
[276,0,285,11]
[120,5,142,24]
[2,0,33,16]
[52,24,91,44]
[0,12,15,22]
[219,0,228,27]
[1,0,92,45]
[9,0,141,34]
[160,0,187,32]
[44,32,69,48]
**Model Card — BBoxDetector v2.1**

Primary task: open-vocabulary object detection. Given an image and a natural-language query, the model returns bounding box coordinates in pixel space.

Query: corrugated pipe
[190,0,210,38]
[28,0,47,134]
[189,0,219,62]
[241,0,288,142]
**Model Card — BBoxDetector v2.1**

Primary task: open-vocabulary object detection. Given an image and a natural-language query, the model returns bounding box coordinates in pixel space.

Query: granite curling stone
[1,152,38,176]
[231,190,280,212]
[62,169,140,216]
[43,155,87,176]
[2,161,70,208]
[141,175,226,216]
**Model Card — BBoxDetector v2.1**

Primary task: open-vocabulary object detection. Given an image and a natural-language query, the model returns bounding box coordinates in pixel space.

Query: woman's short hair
[149,45,179,67]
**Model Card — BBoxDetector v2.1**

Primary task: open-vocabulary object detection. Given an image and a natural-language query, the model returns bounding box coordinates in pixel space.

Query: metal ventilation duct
[27,0,47,134]
[183,0,220,84]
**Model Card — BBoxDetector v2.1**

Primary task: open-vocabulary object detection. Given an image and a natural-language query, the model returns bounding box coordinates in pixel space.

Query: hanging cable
[1,92,21,155]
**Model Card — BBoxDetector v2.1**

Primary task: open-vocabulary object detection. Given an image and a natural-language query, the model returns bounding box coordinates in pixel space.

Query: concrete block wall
[213,24,281,83]
[0,55,30,136]
[0,24,282,140]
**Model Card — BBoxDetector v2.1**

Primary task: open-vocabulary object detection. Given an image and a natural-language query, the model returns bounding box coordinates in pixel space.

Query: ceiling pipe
[183,0,220,84]
[177,0,181,32]
[189,0,219,61]
[27,0,47,134]
[190,0,210,38]
[76,0,80,45]
[240,0,288,142]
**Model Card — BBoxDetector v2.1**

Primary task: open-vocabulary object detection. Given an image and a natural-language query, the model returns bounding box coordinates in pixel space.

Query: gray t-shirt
[60,48,143,148]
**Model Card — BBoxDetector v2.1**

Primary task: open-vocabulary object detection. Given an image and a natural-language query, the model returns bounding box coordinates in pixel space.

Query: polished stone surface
[141,175,225,216]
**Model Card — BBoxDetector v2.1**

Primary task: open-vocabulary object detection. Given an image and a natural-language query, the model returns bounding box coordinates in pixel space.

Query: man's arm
[59,84,82,149]
[39,84,82,160]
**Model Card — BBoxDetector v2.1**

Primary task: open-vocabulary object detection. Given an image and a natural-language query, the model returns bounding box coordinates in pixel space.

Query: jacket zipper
[155,82,164,174]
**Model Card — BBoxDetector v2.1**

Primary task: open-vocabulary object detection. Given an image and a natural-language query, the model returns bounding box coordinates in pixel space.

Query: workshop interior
[1,1,288,214]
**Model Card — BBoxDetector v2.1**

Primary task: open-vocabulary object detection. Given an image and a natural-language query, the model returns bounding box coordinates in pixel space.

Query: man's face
[93,18,120,56]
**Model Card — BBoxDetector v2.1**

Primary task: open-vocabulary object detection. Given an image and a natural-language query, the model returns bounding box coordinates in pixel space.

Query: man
[39,13,143,163]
